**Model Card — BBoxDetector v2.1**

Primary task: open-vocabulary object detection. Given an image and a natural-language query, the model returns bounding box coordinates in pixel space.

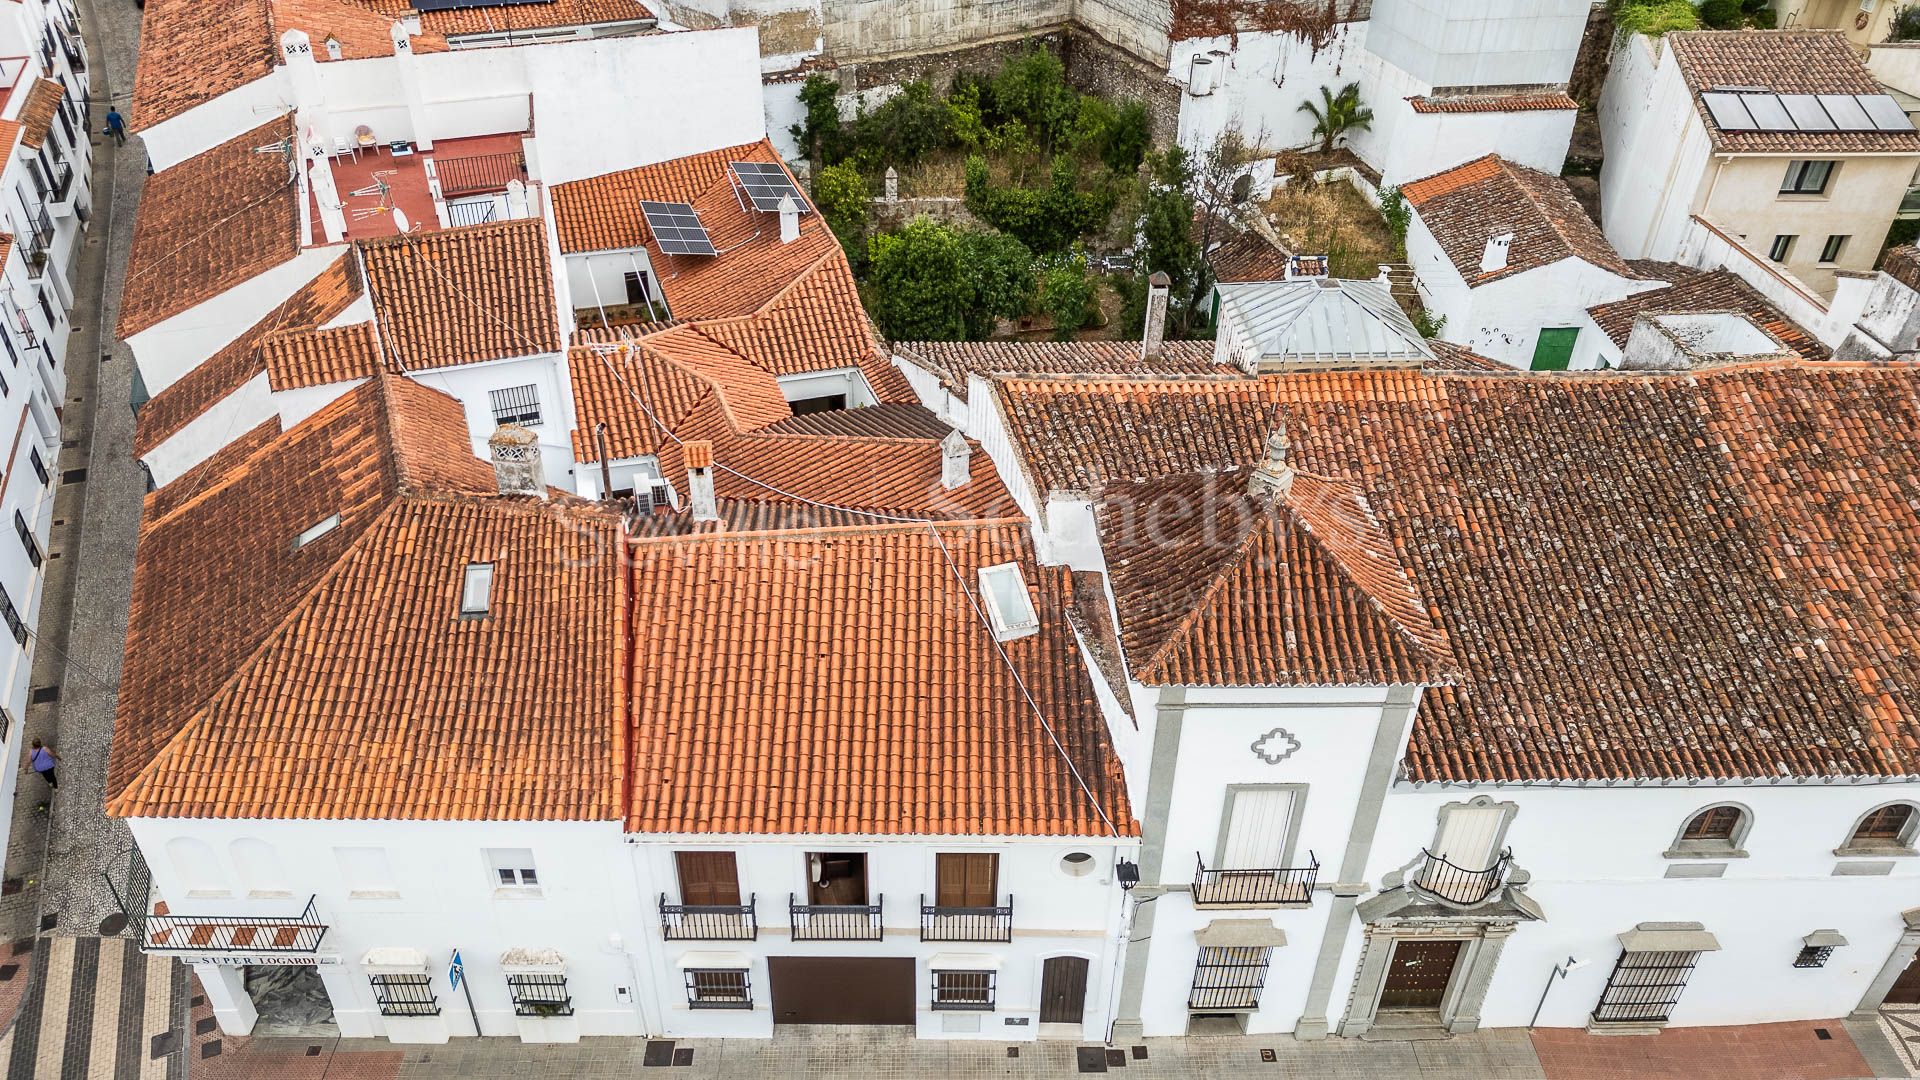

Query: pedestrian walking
[28,738,56,791]
[104,108,125,146]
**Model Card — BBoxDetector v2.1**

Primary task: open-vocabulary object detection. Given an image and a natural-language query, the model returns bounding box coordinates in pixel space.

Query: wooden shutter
[676,851,740,906]
[936,853,998,907]
[1220,788,1294,869]
[1432,806,1503,870]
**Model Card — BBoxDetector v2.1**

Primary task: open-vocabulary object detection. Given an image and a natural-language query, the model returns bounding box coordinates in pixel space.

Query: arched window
[1841,803,1919,854]
[1667,803,1751,858]
[229,839,290,897]
[165,838,228,896]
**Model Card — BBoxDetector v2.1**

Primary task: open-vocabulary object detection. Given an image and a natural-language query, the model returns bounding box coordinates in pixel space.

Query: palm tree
[1299,83,1373,155]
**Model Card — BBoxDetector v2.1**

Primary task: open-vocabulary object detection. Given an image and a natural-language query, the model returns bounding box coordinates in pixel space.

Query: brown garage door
[768,957,916,1025]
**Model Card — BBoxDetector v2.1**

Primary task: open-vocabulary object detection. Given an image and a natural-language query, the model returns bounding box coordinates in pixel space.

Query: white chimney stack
[778,194,800,245]
[487,425,545,499]
[1141,271,1171,360]
[940,429,970,489]
[684,440,719,522]
[1480,232,1513,274]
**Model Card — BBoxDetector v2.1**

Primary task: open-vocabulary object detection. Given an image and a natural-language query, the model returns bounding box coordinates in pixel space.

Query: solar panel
[1780,95,1835,131]
[1859,93,1916,132]
[1818,93,1875,131]
[1742,93,1795,131]
[640,200,717,257]
[729,161,811,214]
[1702,92,1756,131]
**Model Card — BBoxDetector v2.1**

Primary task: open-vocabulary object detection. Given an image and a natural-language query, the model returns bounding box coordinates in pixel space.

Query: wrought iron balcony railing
[1411,848,1511,906]
[659,892,758,940]
[919,895,1012,942]
[1192,852,1319,907]
[143,895,328,954]
[788,893,883,941]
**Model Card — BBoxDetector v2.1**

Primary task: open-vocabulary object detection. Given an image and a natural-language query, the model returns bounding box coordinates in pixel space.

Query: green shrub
[1036,252,1097,340]
[793,74,847,167]
[1698,0,1742,28]
[865,219,1034,341]
[964,154,1114,254]
[848,82,950,169]
[811,163,871,268]
[991,48,1079,153]
[1378,185,1411,252]
[1609,0,1699,35]
[1892,4,1920,41]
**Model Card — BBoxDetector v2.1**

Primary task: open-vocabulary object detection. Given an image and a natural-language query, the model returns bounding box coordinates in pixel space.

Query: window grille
[0,584,25,646]
[369,973,439,1017]
[1188,946,1271,1010]
[29,449,45,486]
[506,973,573,1017]
[931,969,995,1010]
[489,384,541,427]
[14,511,37,568]
[1592,951,1699,1024]
[1793,946,1832,969]
[684,968,751,1009]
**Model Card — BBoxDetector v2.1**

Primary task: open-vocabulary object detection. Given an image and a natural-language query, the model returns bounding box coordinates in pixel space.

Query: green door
[1531,327,1578,370]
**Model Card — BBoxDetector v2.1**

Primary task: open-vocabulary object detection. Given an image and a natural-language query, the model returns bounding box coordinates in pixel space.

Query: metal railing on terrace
[919,895,1012,942]
[789,893,883,941]
[143,896,329,954]
[659,893,758,941]
[1411,848,1511,906]
[1191,852,1318,907]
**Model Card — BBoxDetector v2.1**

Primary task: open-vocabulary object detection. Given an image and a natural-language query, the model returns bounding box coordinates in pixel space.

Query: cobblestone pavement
[0,935,185,1079]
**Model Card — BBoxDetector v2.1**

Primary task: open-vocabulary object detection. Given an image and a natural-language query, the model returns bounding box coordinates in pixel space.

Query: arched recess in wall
[230,838,291,896]
[165,837,227,896]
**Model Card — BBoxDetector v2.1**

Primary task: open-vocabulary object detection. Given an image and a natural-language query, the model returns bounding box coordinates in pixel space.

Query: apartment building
[0,0,90,860]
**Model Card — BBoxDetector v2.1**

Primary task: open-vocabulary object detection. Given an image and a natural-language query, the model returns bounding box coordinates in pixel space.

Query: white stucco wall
[406,353,577,488]
[1363,0,1589,89]
[1169,27,1368,156]
[139,75,294,174]
[1598,34,1714,262]
[124,248,342,397]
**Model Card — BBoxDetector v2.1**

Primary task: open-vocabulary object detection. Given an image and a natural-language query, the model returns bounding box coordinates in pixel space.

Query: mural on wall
[1251,727,1302,764]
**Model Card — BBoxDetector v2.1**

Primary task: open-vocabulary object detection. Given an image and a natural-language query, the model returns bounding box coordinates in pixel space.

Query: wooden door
[1531,327,1578,371]
[675,851,740,906]
[1889,953,1920,1005]
[1040,956,1089,1024]
[1220,788,1295,869]
[935,853,998,907]
[767,957,915,1025]
[1378,939,1463,1010]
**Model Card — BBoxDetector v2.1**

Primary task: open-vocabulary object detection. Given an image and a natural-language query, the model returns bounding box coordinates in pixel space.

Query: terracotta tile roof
[358,219,562,370]
[627,520,1136,836]
[130,0,276,131]
[110,375,626,820]
[1402,155,1635,283]
[1587,269,1829,362]
[261,321,384,390]
[118,118,301,338]
[144,421,282,520]
[568,341,710,462]
[995,362,1920,780]
[14,78,62,150]
[133,252,363,458]
[1209,230,1294,284]
[894,339,1236,398]
[1423,341,1508,371]
[1884,245,1920,293]
[1408,91,1577,114]
[272,0,449,59]
[761,402,956,438]
[710,431,1017,520]
[1667,31,1920,154]
[420,0,651,35]
[1097,468,1456,687]
[0,120,20,177]
[0,234,15,275]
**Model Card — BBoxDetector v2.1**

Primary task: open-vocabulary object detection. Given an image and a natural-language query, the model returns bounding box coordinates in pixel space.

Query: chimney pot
[487,425,545,499]
[1480,232,1513,274]
[940,428,971,489]
[778,194,801,245]
[684,439,719,521]
[1247,423,1295,499]
[1141,271,1172,360]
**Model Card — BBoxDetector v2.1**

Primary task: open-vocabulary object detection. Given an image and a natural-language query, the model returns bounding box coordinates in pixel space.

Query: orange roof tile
[995,361,1920,781]
[261,321,385,390]
[1586,269,1828,362]
[119,118,302,338]
[1408,91,1576,114]
[130,0,277,131]
[626,521,1137,836]
[14,78,61,150]
[1401,155,1635,283]
[133,253,363,458]
[271,0,449,60]
[0,120,21,177]
[1668,31,1920,155]
[358,219,562,370]
[420,0,651,35]
[110,375,625,820]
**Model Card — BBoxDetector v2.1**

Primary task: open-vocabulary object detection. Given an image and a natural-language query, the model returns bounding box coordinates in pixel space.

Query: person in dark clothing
[104,108,125,146]
[28,738,56,790]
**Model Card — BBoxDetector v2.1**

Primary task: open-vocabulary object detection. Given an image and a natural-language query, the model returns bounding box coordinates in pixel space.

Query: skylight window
[460,562,495,618]
[978,562,1039,642]
[292,513,342,550]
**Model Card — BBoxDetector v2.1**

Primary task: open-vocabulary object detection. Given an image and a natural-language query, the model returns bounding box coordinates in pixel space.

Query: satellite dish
[392,208,411,233]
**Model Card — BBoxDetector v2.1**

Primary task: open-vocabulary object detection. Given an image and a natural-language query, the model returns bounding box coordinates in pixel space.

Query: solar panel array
[640,200,717,257]
[1701,91,1916,134]
[729,161,811,214]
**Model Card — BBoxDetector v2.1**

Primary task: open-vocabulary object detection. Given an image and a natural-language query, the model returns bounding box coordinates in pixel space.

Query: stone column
[1447,923,1517,1033]
[1109,687,1186,1041]
[194,963,258,1036]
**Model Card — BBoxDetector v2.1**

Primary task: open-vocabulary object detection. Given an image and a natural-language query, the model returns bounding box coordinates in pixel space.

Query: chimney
[1141,270,1171,360]
[1246,423,1294,500]
[487,425,545,499]
[940,428,970,489]
[684,439,719,521]
[1480,232,1513,274]
[778,194,800,245]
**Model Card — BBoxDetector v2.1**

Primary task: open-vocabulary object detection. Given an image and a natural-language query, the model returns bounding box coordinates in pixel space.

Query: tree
[991,48,1079,154]
[1037,252,1097,340]
[1124,147,1207,339]
[793,74,846,167]
[865,219,1033,341]
[964,153,1114,254]
[811,163,871,269]
[1892,4,1920,41]
[1298,82,1372,155]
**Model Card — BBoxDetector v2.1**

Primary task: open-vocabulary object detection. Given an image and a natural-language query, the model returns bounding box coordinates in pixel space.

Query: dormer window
[978,562,1038,642]
[460,562,495,618]
[293,513,341,550]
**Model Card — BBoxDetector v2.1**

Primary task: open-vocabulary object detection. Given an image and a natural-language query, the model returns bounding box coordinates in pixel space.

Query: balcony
[1409,848,1511,906]
[31,208,53,249]
[1191,852,1318,907]
[47,161,74,208]
[919,895,1013,942]
[20,237,46,281]
[142,896,329,954]
[434,149,526,198]
[788,893,883,941]
[660,892,758,941]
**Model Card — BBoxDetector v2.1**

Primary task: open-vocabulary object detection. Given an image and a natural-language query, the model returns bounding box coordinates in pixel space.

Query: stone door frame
[1852,907,1920,1019]
[1337,919,1518,1037]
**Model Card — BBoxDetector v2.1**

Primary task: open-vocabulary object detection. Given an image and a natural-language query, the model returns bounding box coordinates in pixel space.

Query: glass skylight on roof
[979,562,1039,642]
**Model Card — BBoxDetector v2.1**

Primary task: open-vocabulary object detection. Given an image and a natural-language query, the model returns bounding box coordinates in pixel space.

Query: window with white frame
[1779,160,1835,195]
[977,562,1038,641]
[487,848,539,890]
[459,563,494,618]
[931,969,996,1010]
[489,384,542,427]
